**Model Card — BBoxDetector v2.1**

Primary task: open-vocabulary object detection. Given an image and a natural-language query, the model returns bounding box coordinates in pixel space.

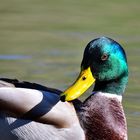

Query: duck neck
[93,75,128,95]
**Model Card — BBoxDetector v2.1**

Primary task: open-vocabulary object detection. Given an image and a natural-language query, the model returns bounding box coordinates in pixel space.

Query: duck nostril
[82,76,86,80]
[60,95,66,102]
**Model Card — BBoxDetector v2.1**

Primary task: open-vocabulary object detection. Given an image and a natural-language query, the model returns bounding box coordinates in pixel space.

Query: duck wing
[0,78,62,122]
[0,78,62,95]
[0,78,85,140]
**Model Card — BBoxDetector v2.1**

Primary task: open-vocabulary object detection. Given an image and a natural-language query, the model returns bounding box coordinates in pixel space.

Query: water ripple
[0,55,31,60]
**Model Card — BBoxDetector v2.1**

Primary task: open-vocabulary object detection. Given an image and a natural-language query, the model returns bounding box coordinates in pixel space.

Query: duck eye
[101,53,108,61]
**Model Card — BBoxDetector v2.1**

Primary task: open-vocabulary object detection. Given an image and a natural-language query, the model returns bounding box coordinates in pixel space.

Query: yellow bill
[61,67,96,101]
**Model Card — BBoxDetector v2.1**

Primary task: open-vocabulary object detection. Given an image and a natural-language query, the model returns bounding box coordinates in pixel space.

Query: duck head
[61,37,128,101]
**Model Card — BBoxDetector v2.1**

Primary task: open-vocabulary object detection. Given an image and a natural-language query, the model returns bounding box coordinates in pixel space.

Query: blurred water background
[0,0,140,139]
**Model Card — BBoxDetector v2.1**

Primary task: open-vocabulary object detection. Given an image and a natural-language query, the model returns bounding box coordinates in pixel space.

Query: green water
[0,0,140,139]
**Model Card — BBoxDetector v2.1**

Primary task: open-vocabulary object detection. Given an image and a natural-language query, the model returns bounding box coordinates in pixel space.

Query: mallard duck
[0,37,128,140]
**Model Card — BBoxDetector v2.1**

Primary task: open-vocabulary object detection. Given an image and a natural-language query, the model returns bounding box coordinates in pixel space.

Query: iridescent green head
[61,37,128,101]
[81,37,128,95]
